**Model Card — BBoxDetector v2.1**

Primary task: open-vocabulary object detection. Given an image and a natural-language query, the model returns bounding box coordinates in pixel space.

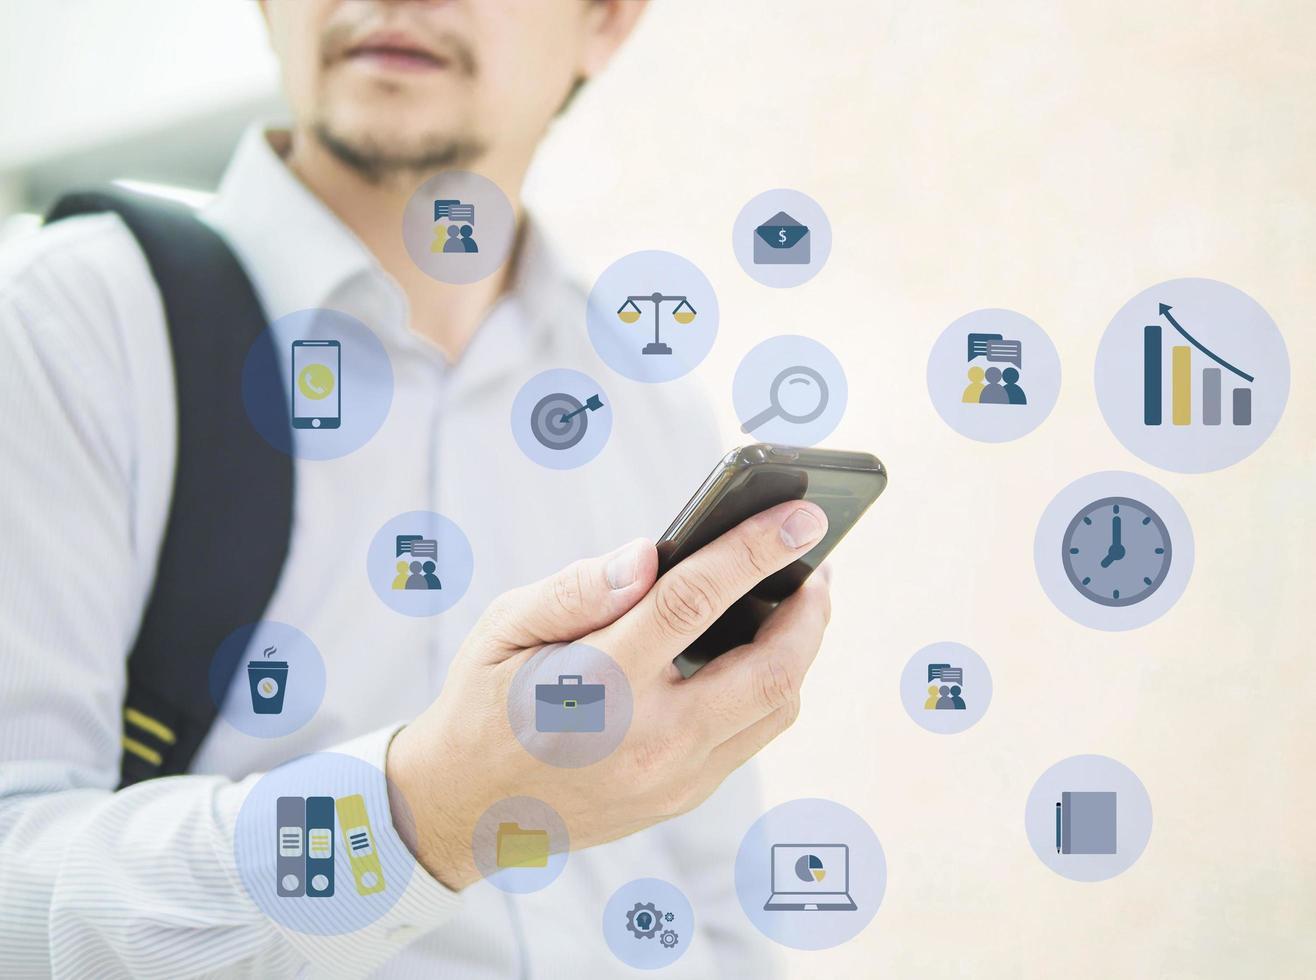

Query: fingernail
[606,541,640,590]
[780,508,824,550]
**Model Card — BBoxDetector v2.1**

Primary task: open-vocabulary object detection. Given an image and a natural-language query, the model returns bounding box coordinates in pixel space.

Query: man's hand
[386,500,831,890]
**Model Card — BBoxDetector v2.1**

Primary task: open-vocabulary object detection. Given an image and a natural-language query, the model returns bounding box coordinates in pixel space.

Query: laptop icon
[763,843,858,911]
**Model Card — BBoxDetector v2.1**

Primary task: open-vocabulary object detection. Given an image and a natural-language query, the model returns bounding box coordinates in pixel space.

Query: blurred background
[2,1,1313,977]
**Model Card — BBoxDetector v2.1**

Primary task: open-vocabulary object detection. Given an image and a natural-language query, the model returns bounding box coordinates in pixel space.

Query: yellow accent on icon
[336,794,386,896]
[1171,345,1191,425]
[673,309,696,324]
[297,363,336,401]
[617,309,640,324]
[495,822,549,868]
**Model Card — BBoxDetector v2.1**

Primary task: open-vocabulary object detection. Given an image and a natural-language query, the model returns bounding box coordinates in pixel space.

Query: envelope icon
[754,211,810,265]
[495,822,548,868]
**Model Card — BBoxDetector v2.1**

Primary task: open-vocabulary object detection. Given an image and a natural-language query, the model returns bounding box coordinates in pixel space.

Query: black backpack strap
[46,189,294,787]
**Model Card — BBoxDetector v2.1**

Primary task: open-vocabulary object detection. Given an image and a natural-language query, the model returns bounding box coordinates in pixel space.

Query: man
[0,2,832,976]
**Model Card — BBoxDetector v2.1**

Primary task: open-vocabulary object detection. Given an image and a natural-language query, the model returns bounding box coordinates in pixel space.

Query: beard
[312,120,488,185]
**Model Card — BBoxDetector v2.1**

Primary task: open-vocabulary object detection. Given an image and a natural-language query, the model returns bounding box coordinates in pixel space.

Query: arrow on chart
[1158,303,1255,383]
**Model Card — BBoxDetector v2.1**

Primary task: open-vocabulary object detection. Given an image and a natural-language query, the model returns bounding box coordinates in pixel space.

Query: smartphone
[291,339,341,429]
[657,444,887,675]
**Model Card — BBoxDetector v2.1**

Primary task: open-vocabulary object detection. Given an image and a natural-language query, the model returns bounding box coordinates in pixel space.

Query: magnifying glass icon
[740,365,830,433]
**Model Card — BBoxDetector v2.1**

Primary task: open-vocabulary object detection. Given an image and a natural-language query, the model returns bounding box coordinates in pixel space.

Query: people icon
[434,223,479,254]
[962,333,1026,406]
[392,559,442,591]
[924,672,967,711]
[1001,367,1026,405]
[961,365,985,402]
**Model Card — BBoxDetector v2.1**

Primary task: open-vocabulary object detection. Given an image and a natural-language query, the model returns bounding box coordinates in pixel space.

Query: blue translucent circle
[472,796,569,894]
[926,308,1060,443]
[241,309,394,460]
[732,334,848,446]
[603,877,693,969]
[209,621,326,739]
[233,752,416,935]
[510,369,612,469]
[367,511,474,617]
[586,251,718,383]
[899,641,993,734]
[734,797,885,950]
[732,188,832,288]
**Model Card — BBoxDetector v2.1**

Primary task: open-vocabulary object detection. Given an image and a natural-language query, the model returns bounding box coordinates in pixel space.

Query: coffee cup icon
[248,655,290,715]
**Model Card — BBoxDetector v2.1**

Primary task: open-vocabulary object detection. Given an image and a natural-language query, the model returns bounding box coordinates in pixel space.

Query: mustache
[320,14,478,77]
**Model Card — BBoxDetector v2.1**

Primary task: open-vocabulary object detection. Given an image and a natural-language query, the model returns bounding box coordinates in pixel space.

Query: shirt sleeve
[0,218,461,978]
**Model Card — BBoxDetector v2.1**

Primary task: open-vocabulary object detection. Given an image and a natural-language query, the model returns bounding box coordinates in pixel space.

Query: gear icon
[663,912,674,923]
[625,902,663,939]
[660,929,679,948]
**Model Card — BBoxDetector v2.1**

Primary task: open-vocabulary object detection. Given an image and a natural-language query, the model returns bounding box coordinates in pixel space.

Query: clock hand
[1100,515,1126,568]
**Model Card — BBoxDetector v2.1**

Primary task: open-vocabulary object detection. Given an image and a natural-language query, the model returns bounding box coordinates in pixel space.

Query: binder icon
[276,796,305,897]
[305,796,335,897]
[336,794,386,896]
[495,822,549,869]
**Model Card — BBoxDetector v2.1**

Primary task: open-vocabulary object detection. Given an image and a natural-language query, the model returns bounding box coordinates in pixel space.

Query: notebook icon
[1055,791,1117,854]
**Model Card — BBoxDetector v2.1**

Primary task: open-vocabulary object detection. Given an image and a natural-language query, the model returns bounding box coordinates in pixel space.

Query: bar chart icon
[1143,304,1253,428]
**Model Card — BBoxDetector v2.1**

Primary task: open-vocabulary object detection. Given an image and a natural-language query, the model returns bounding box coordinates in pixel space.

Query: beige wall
[530,1,1315,976]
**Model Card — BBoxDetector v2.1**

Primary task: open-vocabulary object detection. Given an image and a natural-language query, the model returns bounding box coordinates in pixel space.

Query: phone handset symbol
[298,363,336,400]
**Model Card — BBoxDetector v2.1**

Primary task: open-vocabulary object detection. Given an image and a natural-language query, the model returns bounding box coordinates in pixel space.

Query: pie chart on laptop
[795,853,826,883]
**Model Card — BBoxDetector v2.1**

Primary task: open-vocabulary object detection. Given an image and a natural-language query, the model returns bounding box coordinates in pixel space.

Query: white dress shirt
[0,128,776,980]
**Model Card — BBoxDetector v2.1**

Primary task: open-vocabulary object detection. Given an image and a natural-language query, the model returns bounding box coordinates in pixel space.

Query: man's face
[264,0,607,180]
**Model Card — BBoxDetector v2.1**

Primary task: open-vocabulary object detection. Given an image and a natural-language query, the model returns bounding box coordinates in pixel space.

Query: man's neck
[283,129,522,362]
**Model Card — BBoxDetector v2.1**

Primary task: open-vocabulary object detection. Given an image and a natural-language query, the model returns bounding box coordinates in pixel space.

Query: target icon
[531,392,604,450]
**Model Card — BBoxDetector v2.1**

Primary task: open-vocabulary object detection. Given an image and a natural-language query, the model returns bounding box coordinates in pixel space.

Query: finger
[471,538,657,659]
[607,500,828,667]
[675,573,831,744]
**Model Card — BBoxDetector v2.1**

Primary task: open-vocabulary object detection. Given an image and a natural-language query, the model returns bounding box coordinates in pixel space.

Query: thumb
[473,538,657,656]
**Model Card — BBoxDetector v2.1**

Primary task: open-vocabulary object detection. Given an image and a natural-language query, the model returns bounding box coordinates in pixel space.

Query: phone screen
[291,340,341,428]
[658,445,886,673]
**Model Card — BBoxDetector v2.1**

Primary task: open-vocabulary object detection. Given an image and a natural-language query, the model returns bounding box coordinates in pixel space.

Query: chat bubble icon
[448,203,475,223]
[967,333,1003,361]
[927,664,964,684]
[985,339,1022,369]
[433,199,462,221]
[396,534,423,557]
[410,539,439,560]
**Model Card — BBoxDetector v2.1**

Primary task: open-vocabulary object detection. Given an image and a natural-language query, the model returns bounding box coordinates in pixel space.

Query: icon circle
[926,308,1061,443]
[208,621,326,739]
[506,642,633,768]
[603,877,693,969]
[472,796,569,894]
[732,335,848,447]
[1060,496,1172,607]
[899,641,992,734]
[732,188,832,288]
[401,171,516,284]
[511,369,612,469]
[367,511,474,617]
[734,798,885,950]
[585,251,718,383]
[1095,277,1290,473]
[1035,471,1193,631]
[1026,754,1153,882]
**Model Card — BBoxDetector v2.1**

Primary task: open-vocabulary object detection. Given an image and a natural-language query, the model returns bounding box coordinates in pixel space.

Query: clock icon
[1061,496,1172,607]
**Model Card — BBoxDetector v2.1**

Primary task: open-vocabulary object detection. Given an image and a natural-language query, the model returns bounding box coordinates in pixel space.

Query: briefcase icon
[495,822,548,868]
[754,210,810,265]
[535,674,605,733]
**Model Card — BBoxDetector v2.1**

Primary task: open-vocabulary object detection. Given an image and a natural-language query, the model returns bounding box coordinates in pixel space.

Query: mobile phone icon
[291,339,341,429]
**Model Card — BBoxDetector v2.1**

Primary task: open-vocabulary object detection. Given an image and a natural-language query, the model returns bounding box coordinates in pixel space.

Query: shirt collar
[201,126,386,323]
[200,125,582,380]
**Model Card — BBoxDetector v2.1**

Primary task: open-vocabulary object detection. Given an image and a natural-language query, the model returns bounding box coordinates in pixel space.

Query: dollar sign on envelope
[753,211,810,265]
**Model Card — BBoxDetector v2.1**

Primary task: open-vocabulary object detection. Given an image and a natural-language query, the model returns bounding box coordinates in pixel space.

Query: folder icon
[495,822,549,869]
